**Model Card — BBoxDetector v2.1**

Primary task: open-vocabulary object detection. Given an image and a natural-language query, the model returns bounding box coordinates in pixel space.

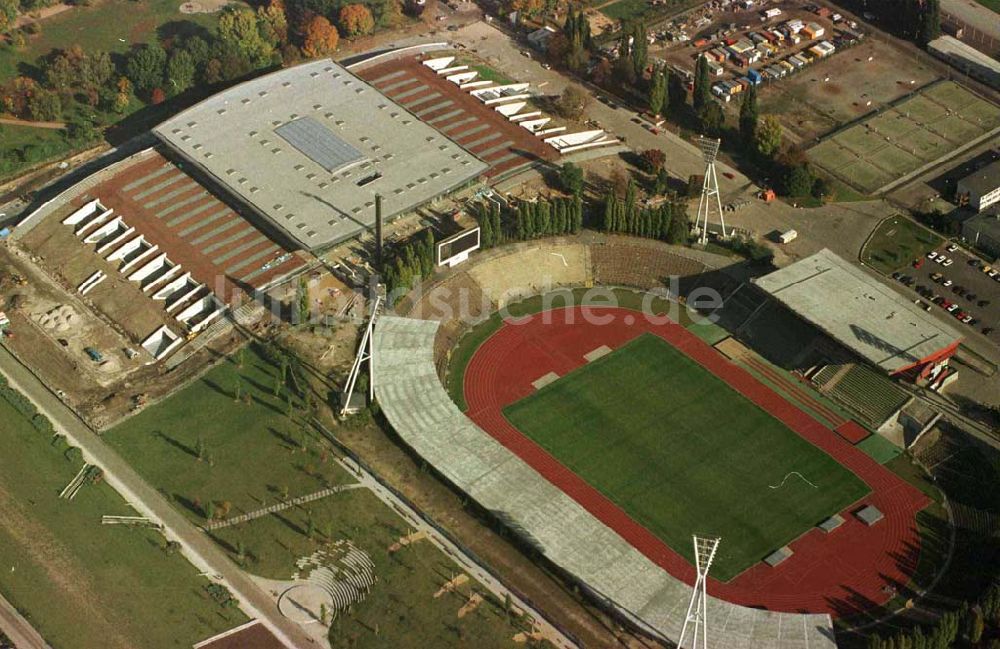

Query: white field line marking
[769,472,819,490]
[549,252,568,266]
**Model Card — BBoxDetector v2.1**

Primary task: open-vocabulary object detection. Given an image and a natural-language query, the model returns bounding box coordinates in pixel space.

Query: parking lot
[893,242,1000,345]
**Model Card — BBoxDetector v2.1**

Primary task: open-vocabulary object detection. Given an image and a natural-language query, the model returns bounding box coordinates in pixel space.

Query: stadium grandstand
[752,249,964,380]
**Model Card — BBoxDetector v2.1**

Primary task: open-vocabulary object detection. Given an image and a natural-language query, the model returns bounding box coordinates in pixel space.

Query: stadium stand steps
[820,364,911,428]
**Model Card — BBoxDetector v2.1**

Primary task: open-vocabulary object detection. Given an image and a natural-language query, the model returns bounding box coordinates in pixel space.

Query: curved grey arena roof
[154,59,487,250]
[373,315,835,649]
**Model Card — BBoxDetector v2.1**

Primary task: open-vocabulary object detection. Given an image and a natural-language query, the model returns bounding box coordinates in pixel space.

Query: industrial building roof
[154,59,488,250]
[958,159,1000,196]
[752,249,964,373]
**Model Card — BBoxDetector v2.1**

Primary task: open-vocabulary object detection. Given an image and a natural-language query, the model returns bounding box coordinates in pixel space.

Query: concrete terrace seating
[827,364,911,428]
[591,243,707,290]
[374,315,835,649]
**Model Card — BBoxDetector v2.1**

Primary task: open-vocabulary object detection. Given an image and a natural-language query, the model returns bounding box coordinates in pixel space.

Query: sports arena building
[752,249,964,379]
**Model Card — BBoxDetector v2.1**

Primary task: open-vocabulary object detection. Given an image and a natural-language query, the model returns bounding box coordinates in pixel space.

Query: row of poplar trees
[476,196,584,249]
[602,179,689,244]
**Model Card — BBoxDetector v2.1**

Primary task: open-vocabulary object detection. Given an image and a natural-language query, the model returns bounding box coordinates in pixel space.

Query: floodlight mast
[677,535,721,649]
[694,137,726,246]
[340,294,383,416]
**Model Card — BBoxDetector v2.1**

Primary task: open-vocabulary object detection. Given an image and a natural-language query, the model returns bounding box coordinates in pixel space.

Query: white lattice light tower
[677,535,721,649]
[695,137,726,246]
[340,294,383,416]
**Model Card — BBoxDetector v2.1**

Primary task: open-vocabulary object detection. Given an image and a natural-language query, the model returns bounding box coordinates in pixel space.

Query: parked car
[942,258,954,267]
[927,251,939,260]
[946,303,960,313]
[962,315,974,324]
[946,243,958,252]
[913,258,924,269]
[930,272,944,282]
[936,255,948,265]
[943,279,954,287]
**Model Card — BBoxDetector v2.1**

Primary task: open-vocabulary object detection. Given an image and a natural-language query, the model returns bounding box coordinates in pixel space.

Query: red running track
[463,306,930,617]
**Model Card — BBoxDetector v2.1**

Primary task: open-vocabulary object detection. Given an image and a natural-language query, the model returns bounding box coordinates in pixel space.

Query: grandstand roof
[752,249,963,373]
[154,59,488,250]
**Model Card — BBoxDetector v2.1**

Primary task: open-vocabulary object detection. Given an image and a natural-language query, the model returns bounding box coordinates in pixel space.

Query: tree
[784,163,815,198]
[257,0,289,47]
[666,205,689,244]
[648,67,666,117]
[554,85,589,120]
[298,276,310,323]
[371,0,403,28]
[339,3,375,37]
[640,149,666,173]
[28,90,61,121]
[111,77,132,115]
[0,0,16,33]
[204,500,215,520]
[125,43,167,95]
[653,166,669,195]
[918,0,940,45]
[167,50,196,95]
[559,162,584,196]
[693,55,711,112]
[150,87,166,104]
[591,58,612,86]
[217,6,274,66]
[628,22,648,79]
[697,101,724,137]
[738,84,758,147]
[754,114,782,159]
[302,15,339,57]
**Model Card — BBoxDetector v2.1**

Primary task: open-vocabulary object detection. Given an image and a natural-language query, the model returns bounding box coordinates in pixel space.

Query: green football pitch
[503,334,870,581]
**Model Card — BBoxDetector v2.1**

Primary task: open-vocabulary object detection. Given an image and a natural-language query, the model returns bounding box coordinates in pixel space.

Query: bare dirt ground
[0,239,246,428]
[757,37,940,142]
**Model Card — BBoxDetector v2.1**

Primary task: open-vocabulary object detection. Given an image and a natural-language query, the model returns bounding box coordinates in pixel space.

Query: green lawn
[469,64,514,86]
[104,342,354,524]
[862,215,943,274]
[0,391,245,649]
[600,0,651,21]
[502,333,870,581]
[211,488,531,648]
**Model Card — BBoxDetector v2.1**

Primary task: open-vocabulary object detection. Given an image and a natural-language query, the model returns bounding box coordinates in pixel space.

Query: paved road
[0,345,316,649]
[0,592,52,649]
[452,21,751,193]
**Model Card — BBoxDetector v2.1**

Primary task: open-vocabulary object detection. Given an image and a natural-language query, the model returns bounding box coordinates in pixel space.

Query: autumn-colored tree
[0,0,17,33]
[338,3,374,37]
[1,77,39,118]
[150,87,166,104]
[591,58,612,86]
[257,0,289,46]
[302,15,339,57]
[505,0,543,17]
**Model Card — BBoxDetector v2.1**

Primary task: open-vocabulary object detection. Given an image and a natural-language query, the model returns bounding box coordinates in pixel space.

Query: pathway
[0,592,53,649]
[0,117,66,130]
[205,484,365,532]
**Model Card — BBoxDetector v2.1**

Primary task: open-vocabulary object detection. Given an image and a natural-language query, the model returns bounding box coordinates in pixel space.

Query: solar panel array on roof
[275,117,366,173]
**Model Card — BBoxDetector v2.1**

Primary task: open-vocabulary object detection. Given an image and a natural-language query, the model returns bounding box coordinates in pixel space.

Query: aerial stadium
[369,240,939,649]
